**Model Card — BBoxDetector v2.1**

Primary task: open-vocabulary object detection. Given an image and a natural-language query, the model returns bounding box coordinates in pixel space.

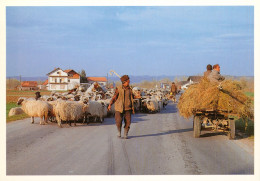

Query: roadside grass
[244,92,254,99]
[235,91,254,139]
[235,118,254,138]
[6,102,29,122]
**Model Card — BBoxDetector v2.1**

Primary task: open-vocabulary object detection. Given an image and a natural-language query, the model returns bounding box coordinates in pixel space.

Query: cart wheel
[228,119,235,140]
[193,116,201,138]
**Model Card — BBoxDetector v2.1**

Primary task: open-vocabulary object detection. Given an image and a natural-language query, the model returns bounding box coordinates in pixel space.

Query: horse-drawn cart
[193,109,236,139]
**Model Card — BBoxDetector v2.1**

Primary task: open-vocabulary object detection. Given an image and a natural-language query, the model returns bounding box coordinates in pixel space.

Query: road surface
[6,102,254,175]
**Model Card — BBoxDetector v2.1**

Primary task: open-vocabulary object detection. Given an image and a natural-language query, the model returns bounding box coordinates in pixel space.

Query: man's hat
[120,75,129,82]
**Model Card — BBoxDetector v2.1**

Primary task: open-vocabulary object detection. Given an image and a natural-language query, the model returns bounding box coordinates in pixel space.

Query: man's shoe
[123,132,128,139]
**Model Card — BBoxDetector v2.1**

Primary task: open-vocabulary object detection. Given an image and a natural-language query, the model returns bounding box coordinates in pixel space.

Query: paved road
[6,102,254,175]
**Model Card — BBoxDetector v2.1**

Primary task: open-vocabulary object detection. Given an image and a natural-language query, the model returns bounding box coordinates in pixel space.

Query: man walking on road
[208,64,225,83]
[170,82,177,103]
[108,75,135,139]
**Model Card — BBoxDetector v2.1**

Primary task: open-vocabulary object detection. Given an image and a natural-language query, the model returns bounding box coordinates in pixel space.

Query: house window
[57,71,60,74]
[51,85,56,89]
[60,85,65,90]
[68,79,70,83]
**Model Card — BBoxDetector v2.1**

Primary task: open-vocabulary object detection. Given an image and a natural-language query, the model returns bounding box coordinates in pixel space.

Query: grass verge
[235,118,254,138]
[6,103,29,123]
[244,92,254,98]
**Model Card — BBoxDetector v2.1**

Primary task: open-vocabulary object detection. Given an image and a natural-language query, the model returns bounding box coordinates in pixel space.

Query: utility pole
[107,73,108,88]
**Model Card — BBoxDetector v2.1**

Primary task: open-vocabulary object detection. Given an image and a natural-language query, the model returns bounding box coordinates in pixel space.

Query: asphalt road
[6,102,254,175]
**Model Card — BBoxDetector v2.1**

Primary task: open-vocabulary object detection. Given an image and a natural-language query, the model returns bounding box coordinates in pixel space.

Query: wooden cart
[193,109,236,139]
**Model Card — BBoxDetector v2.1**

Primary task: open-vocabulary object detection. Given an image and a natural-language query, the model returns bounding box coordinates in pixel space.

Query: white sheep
[8,107,24,117]
[102,99,115,117]
[86,100,107,123]
[46,100,59,122]
[53,100,88,127]
[144,98,159,113]
[17,97,49,125]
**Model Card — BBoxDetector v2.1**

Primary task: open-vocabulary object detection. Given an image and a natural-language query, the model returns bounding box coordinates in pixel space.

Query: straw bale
[177,78,253,119]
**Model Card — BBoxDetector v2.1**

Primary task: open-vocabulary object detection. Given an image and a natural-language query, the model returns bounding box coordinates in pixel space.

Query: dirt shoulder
[234,134,254,156]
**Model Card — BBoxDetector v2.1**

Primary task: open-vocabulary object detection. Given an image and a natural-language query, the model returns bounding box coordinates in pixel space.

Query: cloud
[203,33,253,44]
[7,7,106,28]
[215,33,253,40]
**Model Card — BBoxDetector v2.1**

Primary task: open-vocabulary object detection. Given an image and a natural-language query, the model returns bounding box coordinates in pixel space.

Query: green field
[245,92,254,98]
[235,118,254,138]
[6,103,29,122]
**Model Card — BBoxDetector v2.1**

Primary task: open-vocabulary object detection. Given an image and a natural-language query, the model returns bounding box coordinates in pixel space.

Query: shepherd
[108,75,135,139]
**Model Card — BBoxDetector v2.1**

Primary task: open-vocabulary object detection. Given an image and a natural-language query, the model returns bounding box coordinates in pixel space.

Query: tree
[79,69,87,83]
[6,78,20,90]
[160,78,171,84]
[79,69,87,78]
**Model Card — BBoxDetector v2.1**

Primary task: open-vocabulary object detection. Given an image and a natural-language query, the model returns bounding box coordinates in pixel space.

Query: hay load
[177,78,253,119]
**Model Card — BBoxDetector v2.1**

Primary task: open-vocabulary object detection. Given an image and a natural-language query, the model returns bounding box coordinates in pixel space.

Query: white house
[46,68,80,91]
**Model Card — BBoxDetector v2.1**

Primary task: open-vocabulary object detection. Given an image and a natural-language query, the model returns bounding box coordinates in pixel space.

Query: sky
[6,6,254,77]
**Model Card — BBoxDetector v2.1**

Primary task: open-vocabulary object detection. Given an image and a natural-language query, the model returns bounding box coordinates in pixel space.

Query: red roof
[87,77,107,82]
[42,79,48,85]
[71,74,80,79]
[64,69,80,79]
[64,69,73,73]
[21,81,38,87]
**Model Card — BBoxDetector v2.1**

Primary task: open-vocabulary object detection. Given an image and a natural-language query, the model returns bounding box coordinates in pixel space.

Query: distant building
[160,83,170,89]
[46,68,80,91]
[178,76,203,90]
[176,81,189,87]
[87,77,107,86]
[187,76,202,84]
[176,81,190,90]
[38,79,48,90]
[19,81,39,91]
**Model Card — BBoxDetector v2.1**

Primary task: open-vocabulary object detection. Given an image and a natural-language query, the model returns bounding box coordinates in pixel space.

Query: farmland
[6,90,51,103]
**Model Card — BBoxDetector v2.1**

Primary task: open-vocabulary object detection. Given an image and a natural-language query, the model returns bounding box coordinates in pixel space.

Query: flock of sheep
[9,83,171,127]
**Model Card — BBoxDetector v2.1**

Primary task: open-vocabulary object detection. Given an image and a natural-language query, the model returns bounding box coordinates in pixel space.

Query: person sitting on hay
[208,64,225,83]
[204,64,212,79]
